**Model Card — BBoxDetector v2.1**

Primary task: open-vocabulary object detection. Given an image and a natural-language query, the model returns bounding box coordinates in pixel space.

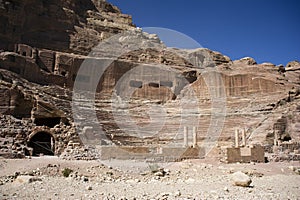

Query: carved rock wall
[0,0,300,159]
[0,0,134,54]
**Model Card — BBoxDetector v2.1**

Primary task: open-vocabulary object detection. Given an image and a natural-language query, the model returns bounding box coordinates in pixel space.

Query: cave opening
[148,82,159,88]
[34,117,61,128]
[28,131,55,156]
[282,135,292,142]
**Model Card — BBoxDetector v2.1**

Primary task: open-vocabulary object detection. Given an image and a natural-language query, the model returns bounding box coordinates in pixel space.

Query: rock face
[0,0,134,54]
[0,0,299,159]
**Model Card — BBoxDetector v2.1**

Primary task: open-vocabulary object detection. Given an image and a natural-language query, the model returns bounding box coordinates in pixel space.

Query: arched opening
[282,135,292,142]
[28,131,55,156]
[61,71,67,77]
[148,82,160,88]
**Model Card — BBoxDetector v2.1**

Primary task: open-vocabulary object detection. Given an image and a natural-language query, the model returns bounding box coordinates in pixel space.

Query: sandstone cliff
[0,0,134,54]
[0,0,299,159]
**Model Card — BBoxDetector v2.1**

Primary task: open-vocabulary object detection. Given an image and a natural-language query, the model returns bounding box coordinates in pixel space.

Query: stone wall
[0,52,65,86]
[99,146,204,162]
[222,145,265,163]
[0,68,79,158]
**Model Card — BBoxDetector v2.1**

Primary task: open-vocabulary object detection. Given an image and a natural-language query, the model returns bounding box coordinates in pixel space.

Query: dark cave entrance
[282,135,292,142]
[34,117,61,128]
[28,132,55,156]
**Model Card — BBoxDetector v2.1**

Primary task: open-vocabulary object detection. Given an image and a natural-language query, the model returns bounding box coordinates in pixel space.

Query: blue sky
[108,0,300,65]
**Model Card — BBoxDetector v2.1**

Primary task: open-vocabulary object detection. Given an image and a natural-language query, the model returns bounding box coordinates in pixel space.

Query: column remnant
[241,129,246,147]
[235,129,239,148]
[192,127,197,148]
[183,126,188,147]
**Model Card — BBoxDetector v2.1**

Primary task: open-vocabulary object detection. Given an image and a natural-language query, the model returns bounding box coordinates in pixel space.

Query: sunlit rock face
[0,0,299,159]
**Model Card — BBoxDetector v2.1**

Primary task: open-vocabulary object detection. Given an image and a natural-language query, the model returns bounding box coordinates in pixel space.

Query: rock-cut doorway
[28,131,55,156]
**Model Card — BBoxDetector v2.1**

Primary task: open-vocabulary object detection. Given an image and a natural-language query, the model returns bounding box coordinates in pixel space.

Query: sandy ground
[0,156,299,200]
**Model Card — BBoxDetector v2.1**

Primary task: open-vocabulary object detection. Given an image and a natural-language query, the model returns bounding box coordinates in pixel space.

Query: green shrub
[62,168,73,177]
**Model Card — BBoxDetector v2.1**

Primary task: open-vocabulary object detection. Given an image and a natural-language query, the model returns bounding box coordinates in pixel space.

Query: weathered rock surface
[14,175,42,184]
[0,0,299,160]
[232,171,252,187]
[0,0,134,54]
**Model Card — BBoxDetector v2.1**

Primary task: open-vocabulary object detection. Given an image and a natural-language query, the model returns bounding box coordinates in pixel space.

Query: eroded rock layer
[0,0,299,159]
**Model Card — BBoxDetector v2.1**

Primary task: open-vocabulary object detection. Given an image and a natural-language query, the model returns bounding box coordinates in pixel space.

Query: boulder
[232,171,252,187]
[239,57,257,65]
[14,175,42,184]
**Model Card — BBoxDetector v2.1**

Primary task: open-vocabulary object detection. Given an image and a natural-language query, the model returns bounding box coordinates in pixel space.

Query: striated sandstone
[0,0,299,160]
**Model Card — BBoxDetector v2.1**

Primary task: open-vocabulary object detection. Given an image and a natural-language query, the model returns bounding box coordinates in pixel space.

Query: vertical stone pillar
[183,126,188,147]
[235,129,239,148]
[192,127,197,148]
[278,140,281,146]
[274,131,278,146]
[241,129,246,147]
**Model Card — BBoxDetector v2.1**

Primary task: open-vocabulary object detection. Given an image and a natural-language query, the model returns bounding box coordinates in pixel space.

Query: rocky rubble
[60,145,100,160]
[0,157,299,199]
